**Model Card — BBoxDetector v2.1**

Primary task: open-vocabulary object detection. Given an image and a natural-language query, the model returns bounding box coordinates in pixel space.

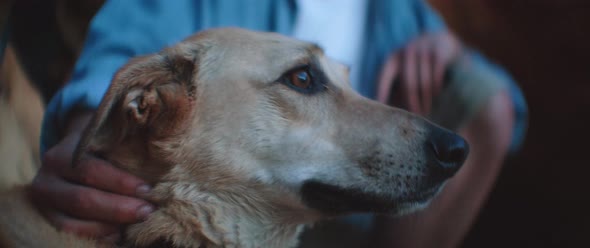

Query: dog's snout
[427,128,469,177]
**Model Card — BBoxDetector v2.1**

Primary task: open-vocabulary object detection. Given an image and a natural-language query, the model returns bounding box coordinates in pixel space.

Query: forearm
[374,90,514,248]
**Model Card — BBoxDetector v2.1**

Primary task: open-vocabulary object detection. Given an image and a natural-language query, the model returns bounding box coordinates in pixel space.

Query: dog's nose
[427,128,469,178]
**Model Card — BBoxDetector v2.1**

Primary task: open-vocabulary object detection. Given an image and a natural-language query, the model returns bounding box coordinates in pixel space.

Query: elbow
[464,89,515,161]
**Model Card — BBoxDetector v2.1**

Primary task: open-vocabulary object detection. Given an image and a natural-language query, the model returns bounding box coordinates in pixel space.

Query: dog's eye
[288,69,312,90]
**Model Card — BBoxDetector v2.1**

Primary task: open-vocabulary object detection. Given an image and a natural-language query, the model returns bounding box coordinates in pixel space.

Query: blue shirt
[41,0,526,153]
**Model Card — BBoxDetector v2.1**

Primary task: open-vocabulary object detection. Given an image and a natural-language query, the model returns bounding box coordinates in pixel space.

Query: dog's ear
[73,53,197,166]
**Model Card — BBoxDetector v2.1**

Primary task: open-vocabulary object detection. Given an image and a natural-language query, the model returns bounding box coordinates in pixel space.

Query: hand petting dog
[31,112,153,243]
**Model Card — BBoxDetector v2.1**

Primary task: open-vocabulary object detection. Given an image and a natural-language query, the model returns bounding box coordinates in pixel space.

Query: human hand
[377,32,462,115]
[30,112,156,243]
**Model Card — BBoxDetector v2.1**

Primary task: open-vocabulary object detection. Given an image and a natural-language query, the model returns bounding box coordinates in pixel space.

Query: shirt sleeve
[410,0,528,153]
[411,0,447,33]
[40,0,197,153]
[379,1,527,153]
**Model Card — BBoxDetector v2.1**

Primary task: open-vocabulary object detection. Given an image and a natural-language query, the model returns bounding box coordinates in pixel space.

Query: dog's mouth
[300,180,443,216]
[400,184,443,204]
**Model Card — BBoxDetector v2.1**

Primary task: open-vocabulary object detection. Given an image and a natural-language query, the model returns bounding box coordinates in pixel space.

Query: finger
[402,43,421,113]
[66,155,151,198]
[42,136,151,198]
[34,175,154,224]
[43,210,121,239]
[377,53,401,104]
[41,134,80,173]
[418,42,433,114]
[433,32,461,97]
[433,52,446,98]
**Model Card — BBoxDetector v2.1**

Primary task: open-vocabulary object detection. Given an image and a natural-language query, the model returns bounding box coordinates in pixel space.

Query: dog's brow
[307,43,324,56]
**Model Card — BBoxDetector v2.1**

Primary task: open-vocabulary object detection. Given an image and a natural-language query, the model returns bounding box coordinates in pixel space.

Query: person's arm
[33,0,197,242]
[374,89,514,248]
[372,1,526,247]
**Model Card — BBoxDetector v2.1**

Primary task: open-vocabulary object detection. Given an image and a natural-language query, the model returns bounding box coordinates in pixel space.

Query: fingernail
[99,233,121,244]
[136,184,151,197]
[136,204,155,221]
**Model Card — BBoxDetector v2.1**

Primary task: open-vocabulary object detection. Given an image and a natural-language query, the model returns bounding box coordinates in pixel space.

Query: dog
[0,44,44,190]
[0,28,468,248]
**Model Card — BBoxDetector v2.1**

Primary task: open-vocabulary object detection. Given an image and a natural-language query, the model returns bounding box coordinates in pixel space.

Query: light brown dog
[0,28,468,248]
[0,45,44,190]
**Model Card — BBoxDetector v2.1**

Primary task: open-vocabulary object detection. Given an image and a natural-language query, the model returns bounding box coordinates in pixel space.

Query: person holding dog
[32,0,527,247]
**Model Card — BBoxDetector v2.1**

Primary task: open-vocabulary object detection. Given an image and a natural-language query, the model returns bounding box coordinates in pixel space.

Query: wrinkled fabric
[41,0,526,156]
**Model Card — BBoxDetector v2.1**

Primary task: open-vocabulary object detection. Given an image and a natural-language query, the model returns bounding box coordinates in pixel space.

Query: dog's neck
[124,167,310,248]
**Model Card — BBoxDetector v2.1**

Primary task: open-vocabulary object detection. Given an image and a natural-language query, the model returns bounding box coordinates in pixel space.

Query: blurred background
[1,0,589,247]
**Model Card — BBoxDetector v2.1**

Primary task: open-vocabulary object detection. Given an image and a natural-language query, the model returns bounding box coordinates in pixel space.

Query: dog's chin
[383,185,443,216]
[300,180,444,217]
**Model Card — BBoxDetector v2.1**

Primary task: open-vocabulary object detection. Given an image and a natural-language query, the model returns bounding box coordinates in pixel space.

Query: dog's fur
[0,28,467,248]
[0,45,43,190]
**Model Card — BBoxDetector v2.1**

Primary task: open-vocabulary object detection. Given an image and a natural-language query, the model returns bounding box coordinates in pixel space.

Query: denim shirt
[41,0,526,154]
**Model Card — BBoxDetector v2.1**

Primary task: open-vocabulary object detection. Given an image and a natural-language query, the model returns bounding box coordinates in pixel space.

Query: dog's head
[75,28,468,219]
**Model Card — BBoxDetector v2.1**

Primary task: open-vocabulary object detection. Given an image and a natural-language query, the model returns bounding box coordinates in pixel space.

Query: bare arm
[374,90,514,248]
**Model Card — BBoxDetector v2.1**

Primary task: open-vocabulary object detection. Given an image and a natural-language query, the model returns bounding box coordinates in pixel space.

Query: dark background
[6,0,590,247]
[430,0,590,247]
